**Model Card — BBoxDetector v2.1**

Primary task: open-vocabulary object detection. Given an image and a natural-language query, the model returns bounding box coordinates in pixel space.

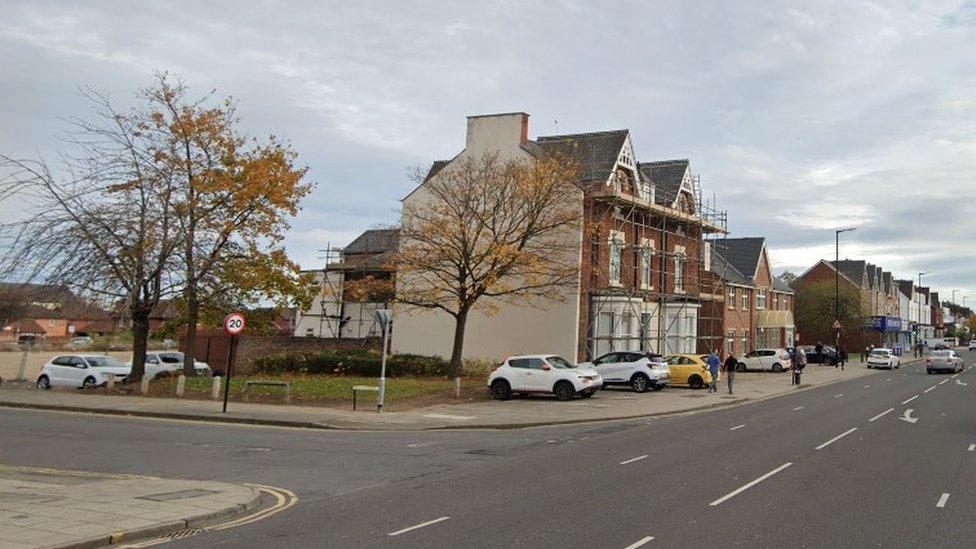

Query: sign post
[374,309,392,412]
[222,312,246,413]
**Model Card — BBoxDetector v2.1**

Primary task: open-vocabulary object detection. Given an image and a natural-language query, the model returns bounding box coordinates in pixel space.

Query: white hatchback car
[488,355,602,401]
[37,354,131,389]
[125,351,211,380]
[736,348,792,372]
[867,348,900,369]
[578,351,670,392]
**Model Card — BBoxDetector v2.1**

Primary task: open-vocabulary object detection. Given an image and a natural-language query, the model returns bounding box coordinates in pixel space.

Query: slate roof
[897,279,914,298]
[772,276,794,293]
[711,237,765,280]
[344,229,400,255]
[831,260,867,288]
[535,130,628,183]
[637,160,689,206]
[882,272,893,293]
[710,249,752,286]
[423,160,451,183]
[865,263,877,289]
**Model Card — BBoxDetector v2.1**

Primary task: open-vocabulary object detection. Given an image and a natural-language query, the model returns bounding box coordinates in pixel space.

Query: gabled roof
[896,279,914,298]
[423,160,451,183]
[798,259,860,287]
[637,159,689,207]
[712,237,765,280]
[772,276,794,293]
[344,229,400,255]
[710,249,752,286]
[882,272,893,293]
[831,260,867,288]
[535,129,629,183]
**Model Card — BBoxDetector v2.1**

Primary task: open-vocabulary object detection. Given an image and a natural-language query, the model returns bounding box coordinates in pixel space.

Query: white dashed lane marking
[709,462,793,506]
[623,536,655,548]
[619,455,649,466]
[730,424,745,431]
[869,408,894,422]
[388,516,451,537]
[936,493,950,508]
[815,428,859,450]
[903,395,919,404]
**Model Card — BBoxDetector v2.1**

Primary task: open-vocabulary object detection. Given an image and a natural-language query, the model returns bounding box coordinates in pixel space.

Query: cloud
[1,0,974,301]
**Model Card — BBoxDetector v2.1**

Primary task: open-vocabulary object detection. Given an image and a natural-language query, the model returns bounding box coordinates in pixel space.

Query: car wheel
[490,379,512,401]
[772,363,784,373]
[82,376,98,389]
[736,362,747,372]
[553,381,576,401]
[688,375,704,390]
[36,375,51,390]
[630,373,650,393]
[926,369,933,375]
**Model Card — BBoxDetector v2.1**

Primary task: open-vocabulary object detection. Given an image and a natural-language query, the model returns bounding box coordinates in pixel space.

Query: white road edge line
[388,516,451,537]
[869,408,895,422]
[623,536,655,548]
[619,454,650,465]
[924,386,936,393]
[939,379,949,385]
[815,427,859,450]
[709,462,793,506]
[936,493,950,508]
[730,424,745,431]
[902,395,919,404]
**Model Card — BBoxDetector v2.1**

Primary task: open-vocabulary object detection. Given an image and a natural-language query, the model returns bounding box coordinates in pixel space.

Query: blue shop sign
[868,316,902,332]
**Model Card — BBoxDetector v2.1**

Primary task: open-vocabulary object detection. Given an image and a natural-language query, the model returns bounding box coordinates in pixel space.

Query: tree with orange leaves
[396,152,582,379]
[142,75,314,374]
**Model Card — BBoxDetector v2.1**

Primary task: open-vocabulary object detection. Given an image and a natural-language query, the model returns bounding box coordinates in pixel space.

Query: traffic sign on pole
[221,312,245,413]
[832,320,842,330]
[223,312,246,335]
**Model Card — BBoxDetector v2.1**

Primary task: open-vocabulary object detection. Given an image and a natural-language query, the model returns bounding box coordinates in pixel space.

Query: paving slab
[0,361,914,431]
[0,464,258,549]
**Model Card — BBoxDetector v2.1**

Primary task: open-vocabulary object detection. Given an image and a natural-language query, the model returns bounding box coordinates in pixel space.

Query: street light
[917,272,926,346]
[835,228,856,349]
[952,289,959,304]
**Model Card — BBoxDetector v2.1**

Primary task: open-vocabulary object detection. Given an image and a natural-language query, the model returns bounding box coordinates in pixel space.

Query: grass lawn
[140,374,490,410]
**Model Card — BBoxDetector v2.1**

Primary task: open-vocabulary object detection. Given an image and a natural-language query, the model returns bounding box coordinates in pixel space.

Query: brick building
[392,112,727,362]
[698,238,795,356]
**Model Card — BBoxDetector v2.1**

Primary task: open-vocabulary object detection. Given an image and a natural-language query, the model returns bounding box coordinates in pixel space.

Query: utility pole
[917,272,926,345]
[834,228,856,349]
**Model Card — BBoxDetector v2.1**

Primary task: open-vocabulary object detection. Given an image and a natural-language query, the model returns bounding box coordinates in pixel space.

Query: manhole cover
[137,489,220,502]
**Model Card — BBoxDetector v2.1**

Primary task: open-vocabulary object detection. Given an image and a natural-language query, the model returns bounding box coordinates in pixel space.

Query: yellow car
[663,354,716,389]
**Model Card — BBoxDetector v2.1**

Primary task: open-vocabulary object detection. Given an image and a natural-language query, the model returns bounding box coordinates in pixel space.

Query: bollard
[176,375,186,397]
[454,376,461,398]
[140,376,150,395]
[106,373,116,391]
[211,376,221,400]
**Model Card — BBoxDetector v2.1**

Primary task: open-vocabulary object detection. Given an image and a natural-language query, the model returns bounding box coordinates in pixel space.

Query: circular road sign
[223,312,246,336]
[832,320,842,330]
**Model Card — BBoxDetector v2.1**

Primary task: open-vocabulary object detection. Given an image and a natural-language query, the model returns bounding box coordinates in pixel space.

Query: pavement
[0,362,885,430]
[0,352,971,547]
[0,464,259,549]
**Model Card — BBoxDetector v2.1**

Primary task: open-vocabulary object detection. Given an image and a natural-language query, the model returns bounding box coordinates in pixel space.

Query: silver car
[926,350,963,374]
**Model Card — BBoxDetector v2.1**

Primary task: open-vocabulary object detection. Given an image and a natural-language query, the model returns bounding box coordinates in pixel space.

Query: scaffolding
[580,167,737,360]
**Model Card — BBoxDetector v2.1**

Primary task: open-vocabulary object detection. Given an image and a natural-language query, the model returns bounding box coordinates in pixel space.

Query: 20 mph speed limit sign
[223,312,246,335]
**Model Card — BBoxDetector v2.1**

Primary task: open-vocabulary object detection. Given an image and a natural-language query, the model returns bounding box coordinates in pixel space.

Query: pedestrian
[706,350,721,393]
[792,345,807,385]
[838,345,847,371]
[815,341,824,365]
[723,352,737,395]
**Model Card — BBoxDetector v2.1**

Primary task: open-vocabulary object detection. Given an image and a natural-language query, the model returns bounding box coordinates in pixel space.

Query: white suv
[737,348,792,372]
[867,348,900,369]
[37,354,131,389]
[488,355,602,401]
[579,351,670,392]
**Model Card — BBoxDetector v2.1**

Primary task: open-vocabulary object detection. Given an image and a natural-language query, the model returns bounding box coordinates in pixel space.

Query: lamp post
[835,228,856,349]
[952,289,959,304]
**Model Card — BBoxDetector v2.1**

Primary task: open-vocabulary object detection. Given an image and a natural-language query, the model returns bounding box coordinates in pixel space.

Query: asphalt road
[1,350,973,548]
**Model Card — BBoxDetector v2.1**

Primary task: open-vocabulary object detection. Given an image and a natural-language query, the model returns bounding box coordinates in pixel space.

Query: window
[509,358,544,369]
[726,330,735,354]
[640,244,652,289]
[673,251,685,293]
[740,331,749,354]
[620,313,634,350]
[609,233,624,285]
[595,353,619,364]
[51,356,73,366]
[49,319,56,327]
[728,287,736,309]
[640,313,653,352]
[741,289,750,310]
[757,289,767,309]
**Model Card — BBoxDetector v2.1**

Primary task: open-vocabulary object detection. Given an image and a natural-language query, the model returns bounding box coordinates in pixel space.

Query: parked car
[926,349,963,374]
[867,348,900,369]
[662,354,713,389]
[488,355,602,401]
[579,351,670,393]
[736,348,792,372]
[36,354,131,389]
[968,341,976,351]
[800,345,838,365]
[66,335,94,349]
[125,351,210,380]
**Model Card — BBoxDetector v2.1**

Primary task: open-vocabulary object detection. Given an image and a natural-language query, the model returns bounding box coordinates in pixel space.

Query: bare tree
[0,88,180,382]
[396,152,583,379]
[0,283,31,329]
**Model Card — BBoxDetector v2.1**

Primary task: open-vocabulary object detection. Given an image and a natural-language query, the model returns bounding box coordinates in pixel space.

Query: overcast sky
[2,0,974,304]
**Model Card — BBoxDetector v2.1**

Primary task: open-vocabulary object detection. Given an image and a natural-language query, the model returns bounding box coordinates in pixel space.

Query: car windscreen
[546,356,575,369]
[159,352,183,364]
[86,356,124,367]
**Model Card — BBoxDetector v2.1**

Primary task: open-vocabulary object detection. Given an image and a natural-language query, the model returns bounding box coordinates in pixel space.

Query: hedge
[250,349,449,377]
